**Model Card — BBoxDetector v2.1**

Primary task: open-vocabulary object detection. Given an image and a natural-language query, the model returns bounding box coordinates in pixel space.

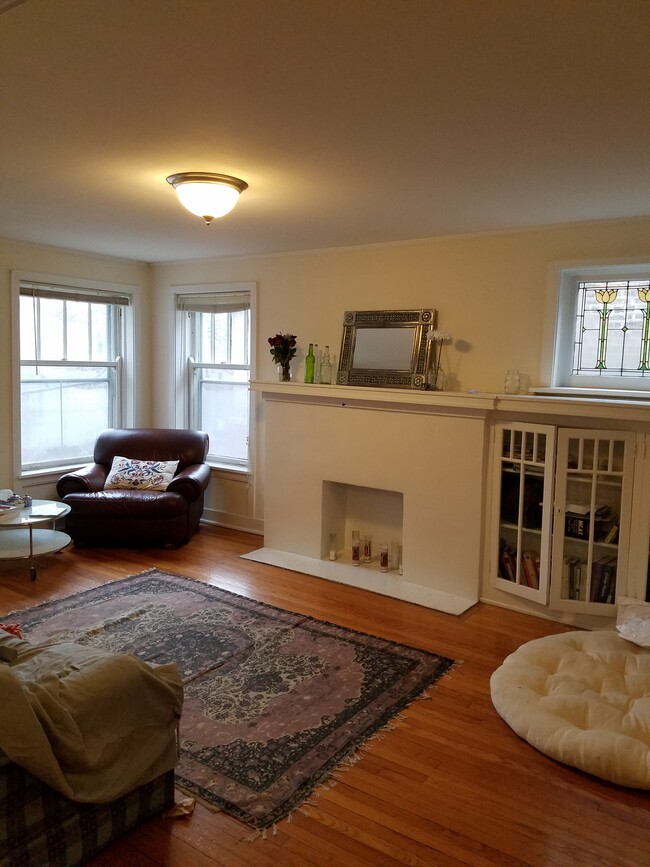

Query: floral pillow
[104,456,179,491]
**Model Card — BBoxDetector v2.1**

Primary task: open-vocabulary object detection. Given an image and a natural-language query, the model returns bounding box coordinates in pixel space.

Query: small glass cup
[504,369,520,394]
[351,530,360,566]
[390,540,401,572]
[329,532,337,561]
[363,535,372,563]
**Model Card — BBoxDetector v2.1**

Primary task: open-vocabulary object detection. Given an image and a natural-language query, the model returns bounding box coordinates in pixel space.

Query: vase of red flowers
[268,333,297,382]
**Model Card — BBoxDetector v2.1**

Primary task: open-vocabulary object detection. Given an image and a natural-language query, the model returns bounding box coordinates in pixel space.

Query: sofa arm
[166,463,211,502]
[56,464,109,497]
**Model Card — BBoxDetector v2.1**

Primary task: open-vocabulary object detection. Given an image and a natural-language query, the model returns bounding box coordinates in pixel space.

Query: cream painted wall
[2,218,649,544]
[0,239,151,497]
[151,217,650,533]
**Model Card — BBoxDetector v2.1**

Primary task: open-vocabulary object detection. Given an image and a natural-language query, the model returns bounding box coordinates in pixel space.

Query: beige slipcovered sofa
[0,630,183,865]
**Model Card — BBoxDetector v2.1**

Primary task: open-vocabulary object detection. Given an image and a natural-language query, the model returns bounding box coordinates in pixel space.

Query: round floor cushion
[490,630,650,789]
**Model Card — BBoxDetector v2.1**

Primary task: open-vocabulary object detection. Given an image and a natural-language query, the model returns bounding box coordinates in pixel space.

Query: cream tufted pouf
[490,630,650,789]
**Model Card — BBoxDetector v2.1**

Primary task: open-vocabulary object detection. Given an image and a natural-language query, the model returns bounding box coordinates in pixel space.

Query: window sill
[531,387,650,401]
[208,462,251,479]
[19,464,88,486]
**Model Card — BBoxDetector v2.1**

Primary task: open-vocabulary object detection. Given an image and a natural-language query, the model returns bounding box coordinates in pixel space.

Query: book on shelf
[602,522,619,544]
[590,554,617,603]
[499,542,516,582]
[521,550,539,590]
[572,560,582,600]
[562,556,574,599]
[562,556,583,600]
[564,504,613,541]
[599,557,617,604]
[590,554,608,602]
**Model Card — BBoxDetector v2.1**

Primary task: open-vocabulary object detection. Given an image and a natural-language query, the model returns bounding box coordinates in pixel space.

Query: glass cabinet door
[550,429,635,614]
[491,423,555,603]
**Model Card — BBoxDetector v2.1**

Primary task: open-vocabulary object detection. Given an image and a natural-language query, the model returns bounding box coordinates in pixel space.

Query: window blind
[20,281,131,306]
[176,291,250,315]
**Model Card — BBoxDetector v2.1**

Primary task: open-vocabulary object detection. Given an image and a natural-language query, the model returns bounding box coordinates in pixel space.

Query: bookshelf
[491,422,555,605]
[491,424,634,616]
[548,429,634,614]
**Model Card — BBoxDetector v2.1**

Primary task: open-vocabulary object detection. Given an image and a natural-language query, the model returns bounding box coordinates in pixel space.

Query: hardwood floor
[1,525,648,866]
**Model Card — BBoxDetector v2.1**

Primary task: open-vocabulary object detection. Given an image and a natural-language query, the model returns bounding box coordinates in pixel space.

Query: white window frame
[172,282,256,473]
[11,271,137,479]
[540,261,650,398]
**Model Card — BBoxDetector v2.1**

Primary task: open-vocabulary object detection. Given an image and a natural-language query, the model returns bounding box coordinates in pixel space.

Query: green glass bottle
[304,343,315,383]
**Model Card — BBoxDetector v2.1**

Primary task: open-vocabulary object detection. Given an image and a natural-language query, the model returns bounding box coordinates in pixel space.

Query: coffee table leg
[28,525,36,580]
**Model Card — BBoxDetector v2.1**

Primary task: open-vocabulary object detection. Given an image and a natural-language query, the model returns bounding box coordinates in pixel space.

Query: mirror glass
[337,309,436,389]
[353,327,415,370]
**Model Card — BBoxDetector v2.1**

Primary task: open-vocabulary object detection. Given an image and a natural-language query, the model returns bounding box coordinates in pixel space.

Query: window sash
[19,280,128,471]
[20,362,121,470]
[175,284,253,470]
[190,362,250,467]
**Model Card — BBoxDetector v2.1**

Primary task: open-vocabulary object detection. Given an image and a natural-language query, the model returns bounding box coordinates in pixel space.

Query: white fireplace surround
[245,382,495,615]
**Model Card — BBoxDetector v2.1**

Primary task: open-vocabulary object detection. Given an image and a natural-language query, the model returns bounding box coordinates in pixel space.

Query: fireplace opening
[322,481,403,569]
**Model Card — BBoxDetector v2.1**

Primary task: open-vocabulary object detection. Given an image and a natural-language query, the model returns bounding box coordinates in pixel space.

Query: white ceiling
[1,0,649,264]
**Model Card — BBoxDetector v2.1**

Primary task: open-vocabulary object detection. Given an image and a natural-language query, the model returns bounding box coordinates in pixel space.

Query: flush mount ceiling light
[166,172,248,225]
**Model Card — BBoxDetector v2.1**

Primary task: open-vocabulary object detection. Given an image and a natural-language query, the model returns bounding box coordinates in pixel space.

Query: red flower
[268,333,298,365]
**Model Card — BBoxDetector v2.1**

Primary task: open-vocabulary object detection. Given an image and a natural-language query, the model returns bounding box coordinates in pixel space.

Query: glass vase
[278,361,292,382]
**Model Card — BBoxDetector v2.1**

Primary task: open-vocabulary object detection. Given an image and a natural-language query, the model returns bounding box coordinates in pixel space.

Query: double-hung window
[18,280,131,471]
[177,286,253,470]
[550,264,650,394]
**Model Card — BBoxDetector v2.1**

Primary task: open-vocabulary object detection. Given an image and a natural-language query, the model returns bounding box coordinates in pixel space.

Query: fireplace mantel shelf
[251,380,496,416]
[252,381,650,422]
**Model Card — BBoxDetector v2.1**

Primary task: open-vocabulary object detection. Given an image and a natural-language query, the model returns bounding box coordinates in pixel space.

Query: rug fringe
[243,657,463,843]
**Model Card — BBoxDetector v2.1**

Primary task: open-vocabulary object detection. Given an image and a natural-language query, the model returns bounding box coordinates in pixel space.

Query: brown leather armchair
[56,428,210,547]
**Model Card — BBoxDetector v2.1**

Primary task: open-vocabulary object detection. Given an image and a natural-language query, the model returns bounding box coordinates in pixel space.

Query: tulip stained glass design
[572,280,650,378]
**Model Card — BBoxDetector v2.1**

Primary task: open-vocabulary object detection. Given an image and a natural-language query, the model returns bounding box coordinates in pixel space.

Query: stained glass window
[572,280,650,378]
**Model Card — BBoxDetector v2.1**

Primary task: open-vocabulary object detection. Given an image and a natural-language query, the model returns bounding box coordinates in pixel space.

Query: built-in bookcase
[491,423,635,616]
[549,429,634,614]
[491,422,555,605]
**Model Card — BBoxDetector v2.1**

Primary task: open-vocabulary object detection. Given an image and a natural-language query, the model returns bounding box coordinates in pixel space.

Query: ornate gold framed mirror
[337,309,436,389]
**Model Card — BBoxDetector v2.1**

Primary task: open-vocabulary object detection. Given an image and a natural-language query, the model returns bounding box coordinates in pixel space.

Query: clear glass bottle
[363,534,372,563]
[321,345,332,384]
[305,344,315,383]
[380,543,389,572]
[313,343,321,383]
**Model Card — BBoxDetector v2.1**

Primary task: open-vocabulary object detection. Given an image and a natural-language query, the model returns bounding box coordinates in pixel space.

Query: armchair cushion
[105,456,179,491]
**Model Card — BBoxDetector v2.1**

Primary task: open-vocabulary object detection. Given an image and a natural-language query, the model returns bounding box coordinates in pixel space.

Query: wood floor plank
[1,524,648,866]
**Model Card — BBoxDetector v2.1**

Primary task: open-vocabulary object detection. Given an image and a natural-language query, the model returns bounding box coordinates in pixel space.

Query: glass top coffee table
[0,499,71,580]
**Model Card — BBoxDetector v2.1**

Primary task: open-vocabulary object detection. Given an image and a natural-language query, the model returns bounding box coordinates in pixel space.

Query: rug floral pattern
[13,569,455,829]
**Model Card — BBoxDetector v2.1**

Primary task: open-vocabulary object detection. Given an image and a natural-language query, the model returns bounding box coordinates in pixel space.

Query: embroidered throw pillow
[104,456,179,491]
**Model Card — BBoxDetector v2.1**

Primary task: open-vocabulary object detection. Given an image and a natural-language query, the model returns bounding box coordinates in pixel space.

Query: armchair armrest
[166,463,211,502]
[56,463,109,497]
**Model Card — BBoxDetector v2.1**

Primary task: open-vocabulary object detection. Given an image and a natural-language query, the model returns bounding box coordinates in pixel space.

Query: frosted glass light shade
[166,172,248,224]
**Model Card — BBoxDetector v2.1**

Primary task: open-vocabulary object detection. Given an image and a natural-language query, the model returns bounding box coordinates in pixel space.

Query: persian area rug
[11,569,456,831]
